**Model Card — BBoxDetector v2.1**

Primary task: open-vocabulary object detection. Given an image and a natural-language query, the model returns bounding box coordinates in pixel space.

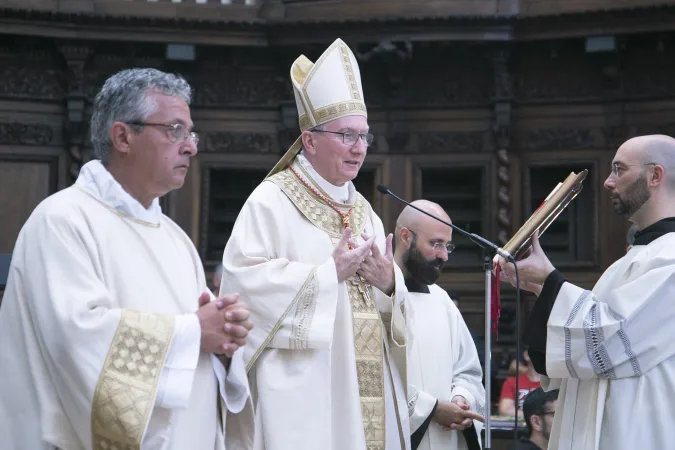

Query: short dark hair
[523,388,558,436]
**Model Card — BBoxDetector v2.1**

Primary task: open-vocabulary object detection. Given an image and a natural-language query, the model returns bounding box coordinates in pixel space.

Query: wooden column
[59,43,93,185]
[491,46,513,247]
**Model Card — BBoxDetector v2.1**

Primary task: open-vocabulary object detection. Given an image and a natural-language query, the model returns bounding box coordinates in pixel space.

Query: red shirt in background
[499,373,541,409]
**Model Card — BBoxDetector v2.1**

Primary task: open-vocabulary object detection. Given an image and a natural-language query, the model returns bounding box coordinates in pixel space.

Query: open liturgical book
[490,169,588,337]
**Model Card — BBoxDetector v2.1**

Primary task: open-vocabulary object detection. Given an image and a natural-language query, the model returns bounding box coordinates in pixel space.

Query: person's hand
[446,396,474,431]
[509,278,544,296]
[357,233,395,295]
[196,292,253,358]
[451,395,469,408]
[498,231,555,289]
[433,400,484,430]
[221,299,254,348]
[332,228,375,282]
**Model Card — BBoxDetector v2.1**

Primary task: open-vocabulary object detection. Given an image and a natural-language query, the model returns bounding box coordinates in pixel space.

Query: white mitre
[267,38,367,177]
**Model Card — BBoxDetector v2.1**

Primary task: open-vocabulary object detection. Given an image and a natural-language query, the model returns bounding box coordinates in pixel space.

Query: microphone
[377,184,515,262]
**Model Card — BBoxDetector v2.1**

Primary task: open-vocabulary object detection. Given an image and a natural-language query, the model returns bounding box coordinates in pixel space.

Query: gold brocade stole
[91,311,174,450]
[268,168,387,450]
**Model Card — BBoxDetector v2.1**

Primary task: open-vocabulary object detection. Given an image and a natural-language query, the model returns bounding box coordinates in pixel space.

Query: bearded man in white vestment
[221,38,411,450]
[0,68,255,450]
[499,134,675,450]
[394,201,484,450]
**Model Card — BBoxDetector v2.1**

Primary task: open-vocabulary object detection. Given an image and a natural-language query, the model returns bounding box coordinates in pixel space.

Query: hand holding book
[502,169,588,261]
[491,170,588,321]
[498,231,554,295]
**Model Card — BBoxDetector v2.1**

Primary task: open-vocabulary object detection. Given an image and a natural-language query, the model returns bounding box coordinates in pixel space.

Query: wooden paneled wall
[1,31,674,369]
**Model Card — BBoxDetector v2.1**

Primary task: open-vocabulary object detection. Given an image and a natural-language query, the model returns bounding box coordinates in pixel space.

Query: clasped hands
[433,396,485,431]
[196,292,254,359]
[496,231,556,297]
[331,227,395,295]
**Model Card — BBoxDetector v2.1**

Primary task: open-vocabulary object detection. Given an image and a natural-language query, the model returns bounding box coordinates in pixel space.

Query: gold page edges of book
[503,169,588,261]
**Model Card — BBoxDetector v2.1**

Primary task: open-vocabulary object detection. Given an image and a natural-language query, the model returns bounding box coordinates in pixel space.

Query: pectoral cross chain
[350,277,373,306]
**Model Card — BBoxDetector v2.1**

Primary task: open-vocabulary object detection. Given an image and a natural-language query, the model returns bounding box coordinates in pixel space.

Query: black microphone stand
[377,185,521,450]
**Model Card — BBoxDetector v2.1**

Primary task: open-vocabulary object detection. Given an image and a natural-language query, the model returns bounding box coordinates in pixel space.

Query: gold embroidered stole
[268,168,387,450]
[91,310,174,449]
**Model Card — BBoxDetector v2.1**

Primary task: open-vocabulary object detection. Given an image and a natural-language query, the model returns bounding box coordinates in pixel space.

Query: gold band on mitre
[267,38,368,178]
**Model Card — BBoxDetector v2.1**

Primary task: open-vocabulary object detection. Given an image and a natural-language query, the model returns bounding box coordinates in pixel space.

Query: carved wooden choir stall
[2,1,675,438]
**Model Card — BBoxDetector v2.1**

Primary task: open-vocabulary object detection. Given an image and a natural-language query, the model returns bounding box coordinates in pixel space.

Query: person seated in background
[512,388,559,450]
[508,357,528,376]
[498,349,541,418]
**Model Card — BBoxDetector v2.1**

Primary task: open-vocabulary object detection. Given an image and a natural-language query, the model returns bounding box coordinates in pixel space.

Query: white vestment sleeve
[446,302,485,416]
[221,184,340,370]
[407,385,437,433]
[370,211,408,347]
[211,350,250,414]
[373,263,408,347]
[547,256,675,380]
[155,314,201,408]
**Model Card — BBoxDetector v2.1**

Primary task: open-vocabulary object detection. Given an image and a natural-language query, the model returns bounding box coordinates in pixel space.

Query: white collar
[75,160,162,225]
[297,152,353,204]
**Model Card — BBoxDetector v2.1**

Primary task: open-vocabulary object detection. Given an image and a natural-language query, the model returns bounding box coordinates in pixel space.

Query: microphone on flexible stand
[377,183,522,450]
[376,184,515,263]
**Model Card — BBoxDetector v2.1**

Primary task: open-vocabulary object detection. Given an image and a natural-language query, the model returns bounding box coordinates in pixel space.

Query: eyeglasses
[538,411,555,416]
[410,229,455,253]
[312,129,374,147]
[610,162,656,176]
[126,122,199,146]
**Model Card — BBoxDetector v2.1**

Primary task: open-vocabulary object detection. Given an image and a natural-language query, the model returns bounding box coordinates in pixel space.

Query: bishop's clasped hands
[331,227,396,296]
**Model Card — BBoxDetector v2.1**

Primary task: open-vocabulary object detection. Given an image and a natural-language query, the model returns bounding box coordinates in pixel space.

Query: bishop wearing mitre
[220,38,411,450]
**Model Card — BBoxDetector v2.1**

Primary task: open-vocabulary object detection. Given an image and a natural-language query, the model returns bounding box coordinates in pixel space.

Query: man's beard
[611,173,651,219]
[403,239,445,285]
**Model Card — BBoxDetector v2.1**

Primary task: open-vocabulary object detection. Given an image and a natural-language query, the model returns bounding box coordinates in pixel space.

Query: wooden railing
[521,0,675,16]
[0,0,261,23]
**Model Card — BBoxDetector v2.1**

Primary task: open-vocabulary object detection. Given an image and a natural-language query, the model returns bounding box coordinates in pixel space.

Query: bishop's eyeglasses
[126,122,199,146]
[311,129,374,147]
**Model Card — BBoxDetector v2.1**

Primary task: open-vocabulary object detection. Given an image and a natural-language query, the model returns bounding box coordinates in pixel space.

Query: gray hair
[90,68,192,163]
[299,123,326,154]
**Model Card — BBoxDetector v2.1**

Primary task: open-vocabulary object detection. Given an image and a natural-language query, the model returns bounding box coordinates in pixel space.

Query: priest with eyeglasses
[0,68,254,450]
[498,134,675,450]
[394,200,485,450]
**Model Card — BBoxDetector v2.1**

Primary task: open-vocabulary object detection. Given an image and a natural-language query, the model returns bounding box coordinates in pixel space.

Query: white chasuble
[543,232,675,450]
[221,159,411,450]
[406,285,485,450]
[0,160,253,450]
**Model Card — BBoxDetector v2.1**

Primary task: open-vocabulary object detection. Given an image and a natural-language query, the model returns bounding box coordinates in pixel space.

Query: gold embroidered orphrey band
[267,167,387,450]
[91,310,174,449]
